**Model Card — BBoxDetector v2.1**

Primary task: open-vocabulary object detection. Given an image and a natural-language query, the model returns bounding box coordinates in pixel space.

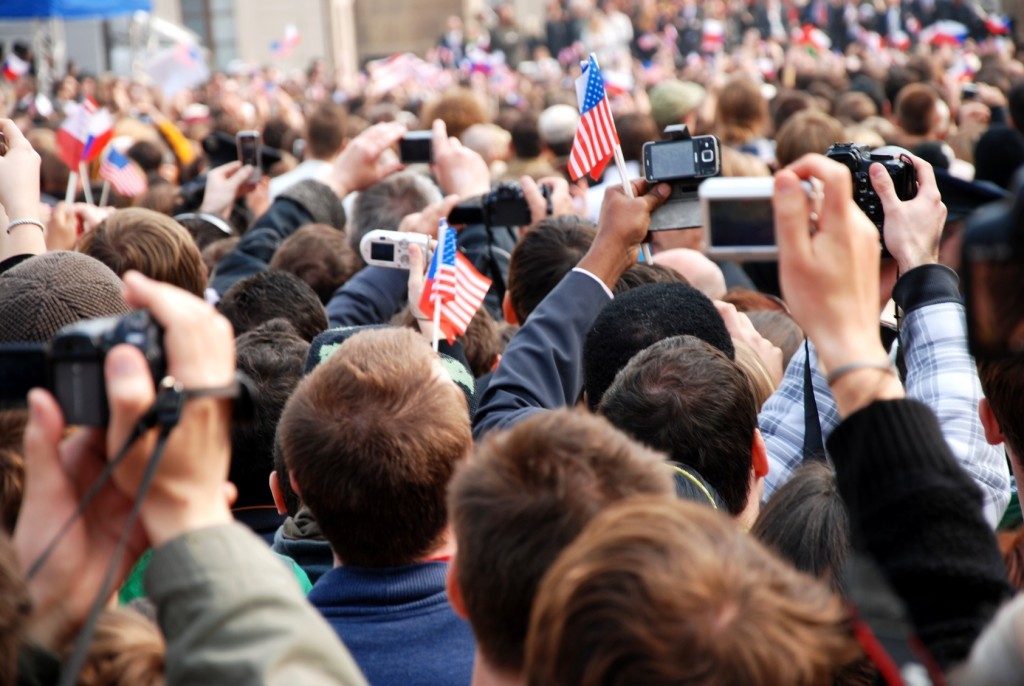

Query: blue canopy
[0,0,151,19]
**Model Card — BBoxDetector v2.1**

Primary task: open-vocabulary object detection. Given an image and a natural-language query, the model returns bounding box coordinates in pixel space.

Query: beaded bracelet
[826,360,897,386]
[6,219,45,235]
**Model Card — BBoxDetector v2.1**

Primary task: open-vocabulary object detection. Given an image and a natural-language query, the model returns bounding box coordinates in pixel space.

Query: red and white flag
[418,221,492,344]
[2,52,28,82]
[56,99,113,169]
[568,54,620,182]
[100,148,147,197]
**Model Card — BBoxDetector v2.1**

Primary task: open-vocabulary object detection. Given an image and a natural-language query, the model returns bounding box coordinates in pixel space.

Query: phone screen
[649,140,696,180]
[236,132,262,174]
[707,198,775,248]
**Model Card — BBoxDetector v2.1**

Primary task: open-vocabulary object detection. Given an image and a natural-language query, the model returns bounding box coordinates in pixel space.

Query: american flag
[568,55,620,182]
[99,149,147,197]
[418,221,492,344]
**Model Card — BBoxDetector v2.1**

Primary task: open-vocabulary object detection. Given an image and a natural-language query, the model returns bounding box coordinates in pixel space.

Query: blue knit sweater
[308,561,475,686]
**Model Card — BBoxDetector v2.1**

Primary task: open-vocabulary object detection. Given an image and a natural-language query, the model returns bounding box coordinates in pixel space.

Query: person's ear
[502,291,519,325]
[446,555,469,620]
[269,471,288,515]
[751,429,769,479]
[979,398,1005,447]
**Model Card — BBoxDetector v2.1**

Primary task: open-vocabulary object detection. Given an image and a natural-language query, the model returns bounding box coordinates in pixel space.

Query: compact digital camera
[359,230,432,269]
[0,311,165,426]
[826,143,917,252]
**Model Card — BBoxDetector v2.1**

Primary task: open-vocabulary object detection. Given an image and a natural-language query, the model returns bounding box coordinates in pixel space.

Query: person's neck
[470,651,523,686]
[332,527,456,567]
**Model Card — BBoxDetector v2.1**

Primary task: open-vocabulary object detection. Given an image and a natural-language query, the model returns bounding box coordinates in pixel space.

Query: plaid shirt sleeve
[759,302,1009,527]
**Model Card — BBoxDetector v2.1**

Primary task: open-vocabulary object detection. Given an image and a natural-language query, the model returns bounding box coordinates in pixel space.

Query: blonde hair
[75,608,166,686]
[733,340,777,409]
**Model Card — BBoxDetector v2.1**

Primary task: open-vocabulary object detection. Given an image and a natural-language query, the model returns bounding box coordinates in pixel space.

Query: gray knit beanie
[0,251,131,343]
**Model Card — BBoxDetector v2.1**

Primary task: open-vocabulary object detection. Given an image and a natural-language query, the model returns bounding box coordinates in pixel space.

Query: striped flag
[2,52,28,82]
[568,55,620,182]
[418,221,492,344]
[100,149,148,197]
[56,98,113,169]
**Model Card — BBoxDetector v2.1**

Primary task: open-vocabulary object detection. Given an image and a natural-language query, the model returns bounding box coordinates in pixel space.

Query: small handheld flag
[418,221,492,346]
[568,55,620,182]
[2,52,29,82]
[56,99,113,170]
[100,149,148,198]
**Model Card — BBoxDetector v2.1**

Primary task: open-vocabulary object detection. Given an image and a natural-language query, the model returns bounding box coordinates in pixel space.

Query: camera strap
[21,374,249,686]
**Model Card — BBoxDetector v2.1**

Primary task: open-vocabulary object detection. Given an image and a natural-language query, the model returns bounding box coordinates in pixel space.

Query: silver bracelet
[6,218,45,235]
[825,360,897,386]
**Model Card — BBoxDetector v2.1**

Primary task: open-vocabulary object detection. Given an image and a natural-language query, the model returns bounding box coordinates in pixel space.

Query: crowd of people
[0,0,1023,683]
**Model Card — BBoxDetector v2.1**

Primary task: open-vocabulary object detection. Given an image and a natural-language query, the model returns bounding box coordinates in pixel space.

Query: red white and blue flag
[418,221,492,344]
[985,15,1011,35]
[568,54,620,182]
[2,52,28,82]
[271,24,302,58]
[56,98,113,170]
[920,20,968,46]
[100,149,147,197]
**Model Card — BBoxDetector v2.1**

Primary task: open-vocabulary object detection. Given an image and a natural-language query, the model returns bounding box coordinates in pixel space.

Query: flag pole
[98,180,110,207]
[431,223,445,353]
[590,53,654,265]
[65,170,77,204]
[79,162,94,205]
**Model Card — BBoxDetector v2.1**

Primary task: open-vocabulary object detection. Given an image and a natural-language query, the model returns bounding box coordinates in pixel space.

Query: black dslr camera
[961,172,1024,358]
[826,143,917,251]
[448,181,550,227]
[0,311,165,426]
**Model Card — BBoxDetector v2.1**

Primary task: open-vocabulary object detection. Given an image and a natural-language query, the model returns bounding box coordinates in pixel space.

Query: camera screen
[370,242,396,262]
[707,199,775,248]
[650,141,695,180]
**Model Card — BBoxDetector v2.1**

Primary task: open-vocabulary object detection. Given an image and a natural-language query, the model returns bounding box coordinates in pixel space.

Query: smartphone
[699,177,778,261]
[236,130,262,182]
[643,135,721,183]
[961,82,980,102]
[359,229,432,269]
[400,131,433,164]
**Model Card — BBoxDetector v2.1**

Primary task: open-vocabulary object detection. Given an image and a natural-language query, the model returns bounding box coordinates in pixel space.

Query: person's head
[0,252,130,344]
[537,104,578,157]
[506,215,596,323]
[715,76,769,145]
[752,461,850,594]
[978,356,1024,492]
[974,126,1024,190]
[75,608,165,686]
[279,327,471,566]
[599,336,765,521]
[424,89,489,139]
[0,532,29,686]
[231,319,309,509]
[524,497,861,686]
[449,409,675,675]
[771,89,816,134]
[775,110,845,168]
[612,262,687,293]
[269,224,361,305]
[720,286,787,313]
[126,139,166,176]
[834,91,878,125]
[615,112,659,164]
[78,208,206,297]
[305,102,348,160]
[747,310,803,372]
[511,112,543,159]
[652,248,726,299]
[583,282,734,410]
[649,80,706,132]
[460,309,502,378]
[733,340,776,409]
[217,270,327,341]
[39,149,71,197]
[894,83,939,138]
[348,172,442,254]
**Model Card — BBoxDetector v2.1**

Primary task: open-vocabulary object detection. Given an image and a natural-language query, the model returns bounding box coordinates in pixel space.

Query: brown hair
[201,236,240,276]
[525,498,861,686]
[79,208,206,297]
[508,216,596,323]
[895,83,939,137]
[450,409,674,672]
[748,310,804,372]
[733,340,776,409]
[306,103,348,160]
[715,76,769,146]
[0,411,26,534]
[720,287,788,313]
[977,356,1024,457]
[0,533,29,686]
[776,110,846,168]
[75,608,165,686]
[270,224,361,305]
[280,327,471,566]
[834,92,878,125]
[424,89,489,139]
